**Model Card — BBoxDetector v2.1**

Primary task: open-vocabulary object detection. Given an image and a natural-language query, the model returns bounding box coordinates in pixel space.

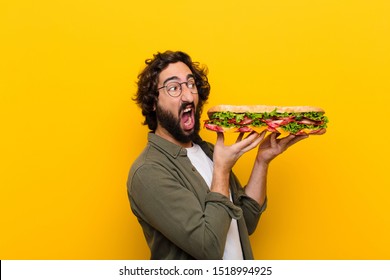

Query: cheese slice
[276,127,291,139]
[250,126,268,134]
[300,128,315,134]
[222,126,240,133]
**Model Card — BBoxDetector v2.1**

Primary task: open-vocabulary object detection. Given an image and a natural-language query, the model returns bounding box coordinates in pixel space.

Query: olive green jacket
[127,133,267,259]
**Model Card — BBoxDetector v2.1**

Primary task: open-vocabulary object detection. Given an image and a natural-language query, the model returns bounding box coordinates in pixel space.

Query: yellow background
[1,0,389,259]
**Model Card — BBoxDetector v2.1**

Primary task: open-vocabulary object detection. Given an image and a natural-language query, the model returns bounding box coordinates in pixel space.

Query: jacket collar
[148,133,187,158]
[148,132,213,160]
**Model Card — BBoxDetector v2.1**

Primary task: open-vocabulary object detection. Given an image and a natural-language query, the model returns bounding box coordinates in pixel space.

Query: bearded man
[127,51,307,259]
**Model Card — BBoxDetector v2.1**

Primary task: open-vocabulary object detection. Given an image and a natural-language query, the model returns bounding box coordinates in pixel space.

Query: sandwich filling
[204,109,328,136]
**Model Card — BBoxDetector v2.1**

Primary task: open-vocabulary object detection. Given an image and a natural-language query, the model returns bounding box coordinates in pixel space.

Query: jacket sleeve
[129,163,243,260]
[230,173,268,235]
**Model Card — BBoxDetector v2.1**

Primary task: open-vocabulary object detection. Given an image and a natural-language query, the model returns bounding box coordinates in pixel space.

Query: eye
[187,79,196,89]
[166,83,179,92]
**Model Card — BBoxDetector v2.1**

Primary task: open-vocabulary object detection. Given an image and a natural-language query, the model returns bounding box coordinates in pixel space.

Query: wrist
[213,161,232,175]
[210,167,230,197]
[256,155,271,167]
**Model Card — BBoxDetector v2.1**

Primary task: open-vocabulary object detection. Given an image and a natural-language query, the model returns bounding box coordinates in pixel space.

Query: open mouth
[181,106,195,131]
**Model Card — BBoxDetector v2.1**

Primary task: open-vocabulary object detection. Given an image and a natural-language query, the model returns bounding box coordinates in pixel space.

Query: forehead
[158,62,193,82]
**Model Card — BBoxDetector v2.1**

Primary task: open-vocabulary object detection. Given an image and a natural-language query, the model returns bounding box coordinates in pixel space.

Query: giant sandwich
[204,105,328,138]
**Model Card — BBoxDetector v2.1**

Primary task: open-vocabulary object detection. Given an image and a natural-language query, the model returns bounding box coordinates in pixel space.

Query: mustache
[179,102,195,113]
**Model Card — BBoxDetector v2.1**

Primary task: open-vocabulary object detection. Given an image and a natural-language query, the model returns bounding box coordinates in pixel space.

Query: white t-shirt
[186,143,244,260]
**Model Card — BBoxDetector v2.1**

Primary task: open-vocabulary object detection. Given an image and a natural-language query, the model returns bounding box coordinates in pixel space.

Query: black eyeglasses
[157,78,198,97]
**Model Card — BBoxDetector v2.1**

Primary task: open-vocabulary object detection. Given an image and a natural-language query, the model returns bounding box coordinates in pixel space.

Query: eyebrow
[162,74,195,85]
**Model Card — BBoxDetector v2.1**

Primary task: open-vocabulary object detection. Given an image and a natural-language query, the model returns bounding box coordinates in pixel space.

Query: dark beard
[156,102,200,144]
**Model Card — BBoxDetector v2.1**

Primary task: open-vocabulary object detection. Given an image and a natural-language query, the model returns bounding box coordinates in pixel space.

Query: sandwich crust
[207,104,325,118]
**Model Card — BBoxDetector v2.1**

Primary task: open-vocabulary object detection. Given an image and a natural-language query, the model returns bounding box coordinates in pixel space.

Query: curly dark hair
[133,51,211,132]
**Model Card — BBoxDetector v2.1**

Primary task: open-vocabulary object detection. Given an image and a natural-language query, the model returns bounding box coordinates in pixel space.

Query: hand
[256,132,308,165]
[213,132,264,173]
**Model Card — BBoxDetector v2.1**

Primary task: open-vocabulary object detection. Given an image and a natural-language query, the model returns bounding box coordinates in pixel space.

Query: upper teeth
[184,108,192,113]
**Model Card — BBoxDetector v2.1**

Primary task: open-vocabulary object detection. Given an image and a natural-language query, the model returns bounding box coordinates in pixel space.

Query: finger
[242,132,264,152]
[316,128,326,135]
[285,134,309,148]
[244,131,264,145]
[262,131,273,141]
[258,130,267,142]
[233,132,262,152]
[269,132,278,148]
[216,132,225,146]
[243,135,264,152]
[277,134,296,147]
[259,131,272,146]
[236,132,245,143]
